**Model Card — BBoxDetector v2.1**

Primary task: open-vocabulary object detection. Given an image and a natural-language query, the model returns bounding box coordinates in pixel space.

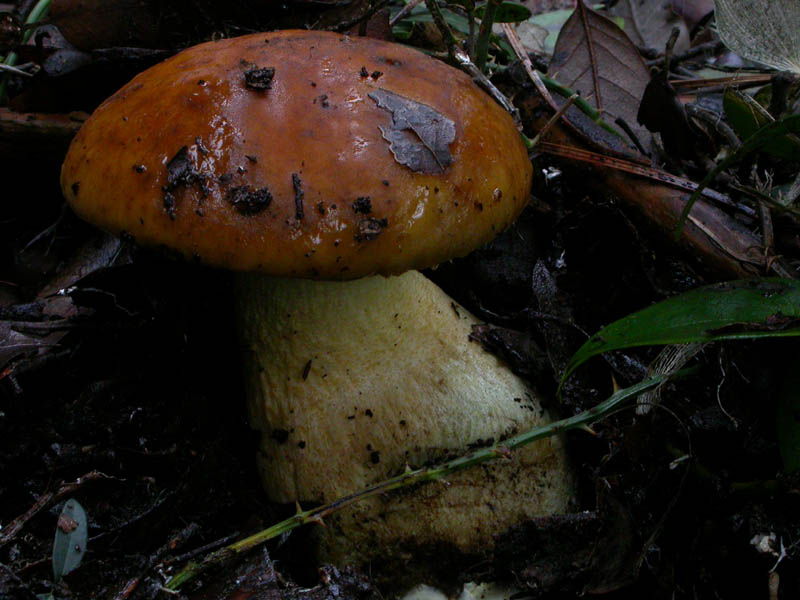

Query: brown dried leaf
[368,88,455,174]
[0,233,133,374]
[38,232,129,300]
[0,321,60,371]
[549,1,651,147]
[608,0,689,54]
[672,0,714,31]
[0,108,85,161]
[50,0,161,50]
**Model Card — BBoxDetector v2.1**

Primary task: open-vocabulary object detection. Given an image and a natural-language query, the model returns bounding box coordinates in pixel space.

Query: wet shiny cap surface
[61,30,532,279]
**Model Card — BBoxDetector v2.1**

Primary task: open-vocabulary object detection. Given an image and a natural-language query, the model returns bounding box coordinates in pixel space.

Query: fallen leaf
[608,0,689,54]
[512,20,550,54]
[549,1,651,148]
[368,88,455,174]
[672,0,714,31]
[52,500,87,582]
[0,321,59,372]
[715,0,800,74]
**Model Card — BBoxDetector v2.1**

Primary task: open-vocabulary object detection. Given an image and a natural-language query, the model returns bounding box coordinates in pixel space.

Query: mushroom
[60,30,573,585]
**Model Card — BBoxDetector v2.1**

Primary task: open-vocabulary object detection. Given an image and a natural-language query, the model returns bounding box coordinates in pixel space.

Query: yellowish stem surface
[235,271,573,570]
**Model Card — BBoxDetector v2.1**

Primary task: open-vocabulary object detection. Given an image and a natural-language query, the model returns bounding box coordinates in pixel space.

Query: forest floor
[1,1,799,598]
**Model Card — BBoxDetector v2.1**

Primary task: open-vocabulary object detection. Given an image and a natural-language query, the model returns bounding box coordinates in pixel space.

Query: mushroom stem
[235,270,573,569]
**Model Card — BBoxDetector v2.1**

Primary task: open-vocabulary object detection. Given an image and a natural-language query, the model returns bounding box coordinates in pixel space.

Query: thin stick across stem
[164,374,668,590]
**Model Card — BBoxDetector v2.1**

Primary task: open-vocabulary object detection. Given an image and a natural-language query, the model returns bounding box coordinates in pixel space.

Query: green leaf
[391,5,514,62]
[392,20,414,40]
[475,1,532,23]
[52,499,88,582]
[723,89,800,160]
[391,5,471,35]
[561,279,800,384]
[778,349,800,472]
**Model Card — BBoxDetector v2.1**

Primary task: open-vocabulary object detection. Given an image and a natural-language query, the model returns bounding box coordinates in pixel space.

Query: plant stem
[475,0,500,73]
[0,0,51,104]
[539,73,624,138]
[163,374,669,591]
[424,0,459,64]
[464,0,476,60]
[528,93,579,148]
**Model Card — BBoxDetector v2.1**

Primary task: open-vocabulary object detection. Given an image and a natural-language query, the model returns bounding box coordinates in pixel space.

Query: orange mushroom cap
[61,30,532,279]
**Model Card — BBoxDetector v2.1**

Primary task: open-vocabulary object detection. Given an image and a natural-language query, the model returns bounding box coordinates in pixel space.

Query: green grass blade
[561,278,800,385]
[164,372,670,591]
[723,89,800,161]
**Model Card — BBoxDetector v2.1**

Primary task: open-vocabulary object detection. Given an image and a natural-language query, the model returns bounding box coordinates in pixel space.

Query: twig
[614,117,648,155]
[529,93,578,148]
[0,471,112,546]
[540,75,625,139]
[669,74,772,92]
[520,89,778,278]
[421,3,518,124]
[161,532,240,568]
[389,0,425,26]
[0,63,33,77]
[113,523,201,600]
[452,47,520,125]
[663,27,680,73]
[784,171,800,205]
[646,40,723,68]
[424,0,459,64]
[685,103,741,150]
[536,141,751,214]
[500,23,558,111]
[759,201,775,256]
[163,374,669,591]
[675,114,800,240]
